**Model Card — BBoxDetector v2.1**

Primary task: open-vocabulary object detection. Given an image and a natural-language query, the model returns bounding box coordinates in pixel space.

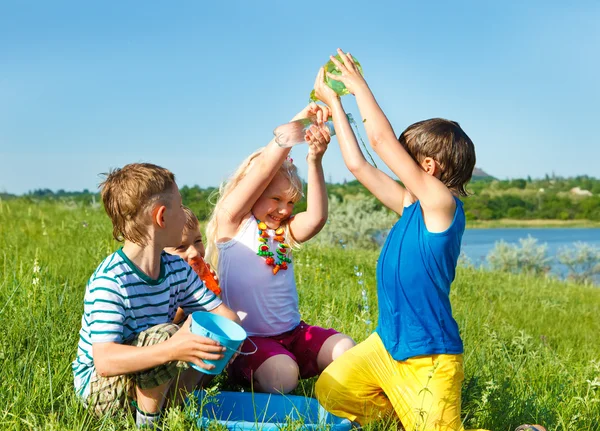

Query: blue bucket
[190,311,249,375]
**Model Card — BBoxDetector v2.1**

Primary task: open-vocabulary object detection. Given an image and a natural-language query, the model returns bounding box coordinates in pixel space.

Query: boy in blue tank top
[312,49,487,431]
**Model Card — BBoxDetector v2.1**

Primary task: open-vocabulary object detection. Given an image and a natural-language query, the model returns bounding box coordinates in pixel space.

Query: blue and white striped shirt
[72,248,221,399]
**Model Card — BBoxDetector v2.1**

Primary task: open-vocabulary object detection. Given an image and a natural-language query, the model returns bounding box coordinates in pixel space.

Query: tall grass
[1,199,599,430]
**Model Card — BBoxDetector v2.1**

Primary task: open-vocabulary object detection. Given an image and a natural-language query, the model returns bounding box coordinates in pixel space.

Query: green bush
[557,242,600,285]
[487,236,551,276]
[309,194,398,250]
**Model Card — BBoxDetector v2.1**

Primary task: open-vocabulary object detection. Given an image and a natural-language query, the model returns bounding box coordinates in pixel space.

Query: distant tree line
[463,175,600,221]
[6,175,600,222]
[326,175,600,222]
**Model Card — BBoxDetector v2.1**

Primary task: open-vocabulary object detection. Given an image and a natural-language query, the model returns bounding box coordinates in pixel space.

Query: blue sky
[1,1,599,195]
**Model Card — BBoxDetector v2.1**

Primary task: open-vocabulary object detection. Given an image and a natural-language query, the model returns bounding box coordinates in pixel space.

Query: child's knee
[254,355,299,393]
[317,333,356,370]
[332,334,356,358]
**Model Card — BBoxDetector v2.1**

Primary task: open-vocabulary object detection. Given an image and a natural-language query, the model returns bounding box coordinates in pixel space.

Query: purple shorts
[229,321,339,384]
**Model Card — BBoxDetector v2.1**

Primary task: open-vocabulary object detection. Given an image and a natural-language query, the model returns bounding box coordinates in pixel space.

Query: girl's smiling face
[252,173,296,229]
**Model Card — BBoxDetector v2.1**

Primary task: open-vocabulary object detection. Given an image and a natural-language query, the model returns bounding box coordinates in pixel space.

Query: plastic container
[188,256,221,295]
[189,311,247,374]
[309,53,363,102]
[273,116,336,148]
[191,390,353,430]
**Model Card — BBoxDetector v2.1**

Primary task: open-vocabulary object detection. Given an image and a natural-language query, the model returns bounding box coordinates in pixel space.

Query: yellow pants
[315,332,487,431]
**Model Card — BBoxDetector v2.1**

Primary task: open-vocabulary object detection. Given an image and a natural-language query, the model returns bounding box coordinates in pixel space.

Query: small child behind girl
[165,206,220,324]
[205,103,355,394]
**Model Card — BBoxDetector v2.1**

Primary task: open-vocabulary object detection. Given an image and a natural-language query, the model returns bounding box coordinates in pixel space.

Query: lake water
[462,228,600,282]
[462,228,600,262]
[375,228,600,283]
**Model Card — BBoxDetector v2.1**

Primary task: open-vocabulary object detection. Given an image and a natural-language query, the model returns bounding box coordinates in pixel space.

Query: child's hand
[305,123,330,163]
[326,48,367,96]
[206,263,219,284]
[313,67,339,106]
[167,316,226,371]
[291,102,330,122]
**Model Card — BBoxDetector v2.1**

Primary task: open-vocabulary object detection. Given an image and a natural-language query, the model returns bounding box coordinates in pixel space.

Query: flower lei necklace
[256,220,292,275]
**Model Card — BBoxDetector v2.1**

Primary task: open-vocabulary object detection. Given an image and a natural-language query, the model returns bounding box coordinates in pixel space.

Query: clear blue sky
[1,1,598,195]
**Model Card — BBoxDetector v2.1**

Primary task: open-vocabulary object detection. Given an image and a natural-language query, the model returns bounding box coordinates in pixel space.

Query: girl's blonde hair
[205,148,303,270]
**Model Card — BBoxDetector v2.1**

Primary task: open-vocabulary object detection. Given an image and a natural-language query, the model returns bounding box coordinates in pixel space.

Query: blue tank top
[375,197,465,361]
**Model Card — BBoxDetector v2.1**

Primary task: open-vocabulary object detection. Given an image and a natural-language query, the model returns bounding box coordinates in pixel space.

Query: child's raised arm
[217,103,330,238]
[288,118,331,243]
[325,49,456,225]
[312,67,407,215]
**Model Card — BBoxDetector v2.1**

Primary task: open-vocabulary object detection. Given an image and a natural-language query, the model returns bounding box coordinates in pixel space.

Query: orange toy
[188,256,222,296]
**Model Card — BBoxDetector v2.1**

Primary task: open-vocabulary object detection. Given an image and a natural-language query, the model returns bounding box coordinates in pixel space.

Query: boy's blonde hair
[182,206,200,233]
[205,148,303,269]
[100,163,177,246]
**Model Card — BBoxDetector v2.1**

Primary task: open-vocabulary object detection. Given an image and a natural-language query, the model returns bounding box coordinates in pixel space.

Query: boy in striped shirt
[72,163,239,428]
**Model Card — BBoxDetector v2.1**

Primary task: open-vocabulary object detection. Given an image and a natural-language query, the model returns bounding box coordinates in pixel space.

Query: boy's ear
[421,157,436,175]
[152,204,168,228]
[421,157,442,179]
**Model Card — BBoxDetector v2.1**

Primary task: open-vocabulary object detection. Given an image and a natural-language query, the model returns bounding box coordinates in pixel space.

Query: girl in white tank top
[204,103,355,394]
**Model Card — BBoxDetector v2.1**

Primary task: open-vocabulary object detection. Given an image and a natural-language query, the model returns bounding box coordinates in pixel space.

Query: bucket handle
[226,337,258,356]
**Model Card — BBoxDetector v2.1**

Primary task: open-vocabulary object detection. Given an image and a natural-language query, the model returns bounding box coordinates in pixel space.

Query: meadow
[1,199,599,430]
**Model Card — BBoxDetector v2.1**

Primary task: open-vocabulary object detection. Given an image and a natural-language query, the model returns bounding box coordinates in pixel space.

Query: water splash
[347,113,377,168]
[355,265,372,336]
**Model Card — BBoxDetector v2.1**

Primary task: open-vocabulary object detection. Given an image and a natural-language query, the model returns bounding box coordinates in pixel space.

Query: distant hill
[472,167,494,180]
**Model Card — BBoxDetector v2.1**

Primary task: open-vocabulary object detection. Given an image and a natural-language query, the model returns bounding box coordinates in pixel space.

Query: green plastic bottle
[310,54,363,102]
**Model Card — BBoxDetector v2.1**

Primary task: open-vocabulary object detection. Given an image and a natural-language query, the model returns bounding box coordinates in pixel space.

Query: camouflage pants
[86,323,189,417]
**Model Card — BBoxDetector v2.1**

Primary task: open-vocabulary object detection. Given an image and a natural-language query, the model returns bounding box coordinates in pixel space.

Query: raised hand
[313,67,339,107]
[326,48,367,96]
[291,102,330,122]
[305,123,331,163]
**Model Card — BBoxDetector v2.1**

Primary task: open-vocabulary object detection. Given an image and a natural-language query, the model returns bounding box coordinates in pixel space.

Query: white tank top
[217,216,300,336]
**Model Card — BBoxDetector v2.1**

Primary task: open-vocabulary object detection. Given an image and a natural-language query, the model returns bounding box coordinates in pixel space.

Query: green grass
[1,199,599,430]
